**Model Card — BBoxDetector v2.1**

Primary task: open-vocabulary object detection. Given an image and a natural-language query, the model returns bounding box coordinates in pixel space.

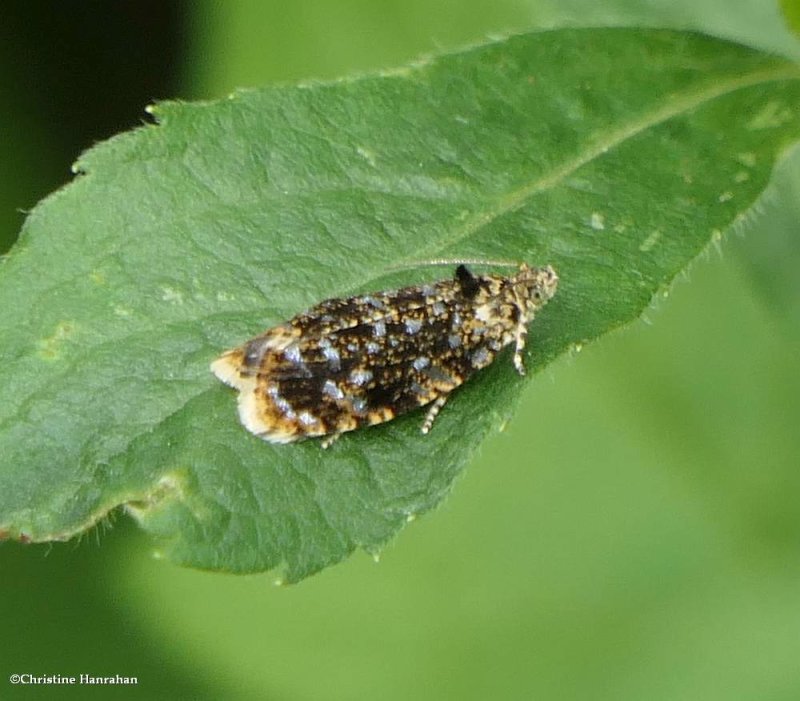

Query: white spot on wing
[350,368,373,386]
[405,318,422,334]
[297,411,318,426]
[471,347,490,367]
[350,396,368,414]
[323,379,345,400]
[322,345,341,370]
[362,295,384,309]
[284,343,302,364]
[413,356,430,370]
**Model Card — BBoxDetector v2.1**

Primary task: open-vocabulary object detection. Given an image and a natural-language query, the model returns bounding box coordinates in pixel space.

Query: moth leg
[513,319,529,376]
[321,433,342,449]
[421,394,449,434]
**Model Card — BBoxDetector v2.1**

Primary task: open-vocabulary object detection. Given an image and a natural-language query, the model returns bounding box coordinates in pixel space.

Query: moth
[211,261,558,447]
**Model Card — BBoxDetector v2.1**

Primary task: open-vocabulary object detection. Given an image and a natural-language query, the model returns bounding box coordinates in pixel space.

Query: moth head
[517,264,559,312]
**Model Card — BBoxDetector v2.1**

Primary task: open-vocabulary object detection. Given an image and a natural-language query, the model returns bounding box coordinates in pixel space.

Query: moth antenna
[388,257,521,272]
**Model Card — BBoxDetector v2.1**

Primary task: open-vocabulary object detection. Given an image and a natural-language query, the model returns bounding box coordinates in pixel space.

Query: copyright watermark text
[9,673,138,686]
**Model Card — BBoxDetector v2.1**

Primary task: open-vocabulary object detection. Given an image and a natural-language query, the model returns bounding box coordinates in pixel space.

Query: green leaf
[1,29,798,582]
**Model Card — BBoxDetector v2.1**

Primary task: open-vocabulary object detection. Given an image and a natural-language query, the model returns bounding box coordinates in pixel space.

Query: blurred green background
[2,2,799,699]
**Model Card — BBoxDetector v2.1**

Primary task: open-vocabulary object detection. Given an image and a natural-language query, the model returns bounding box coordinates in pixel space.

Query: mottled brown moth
[211,262,558,447]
